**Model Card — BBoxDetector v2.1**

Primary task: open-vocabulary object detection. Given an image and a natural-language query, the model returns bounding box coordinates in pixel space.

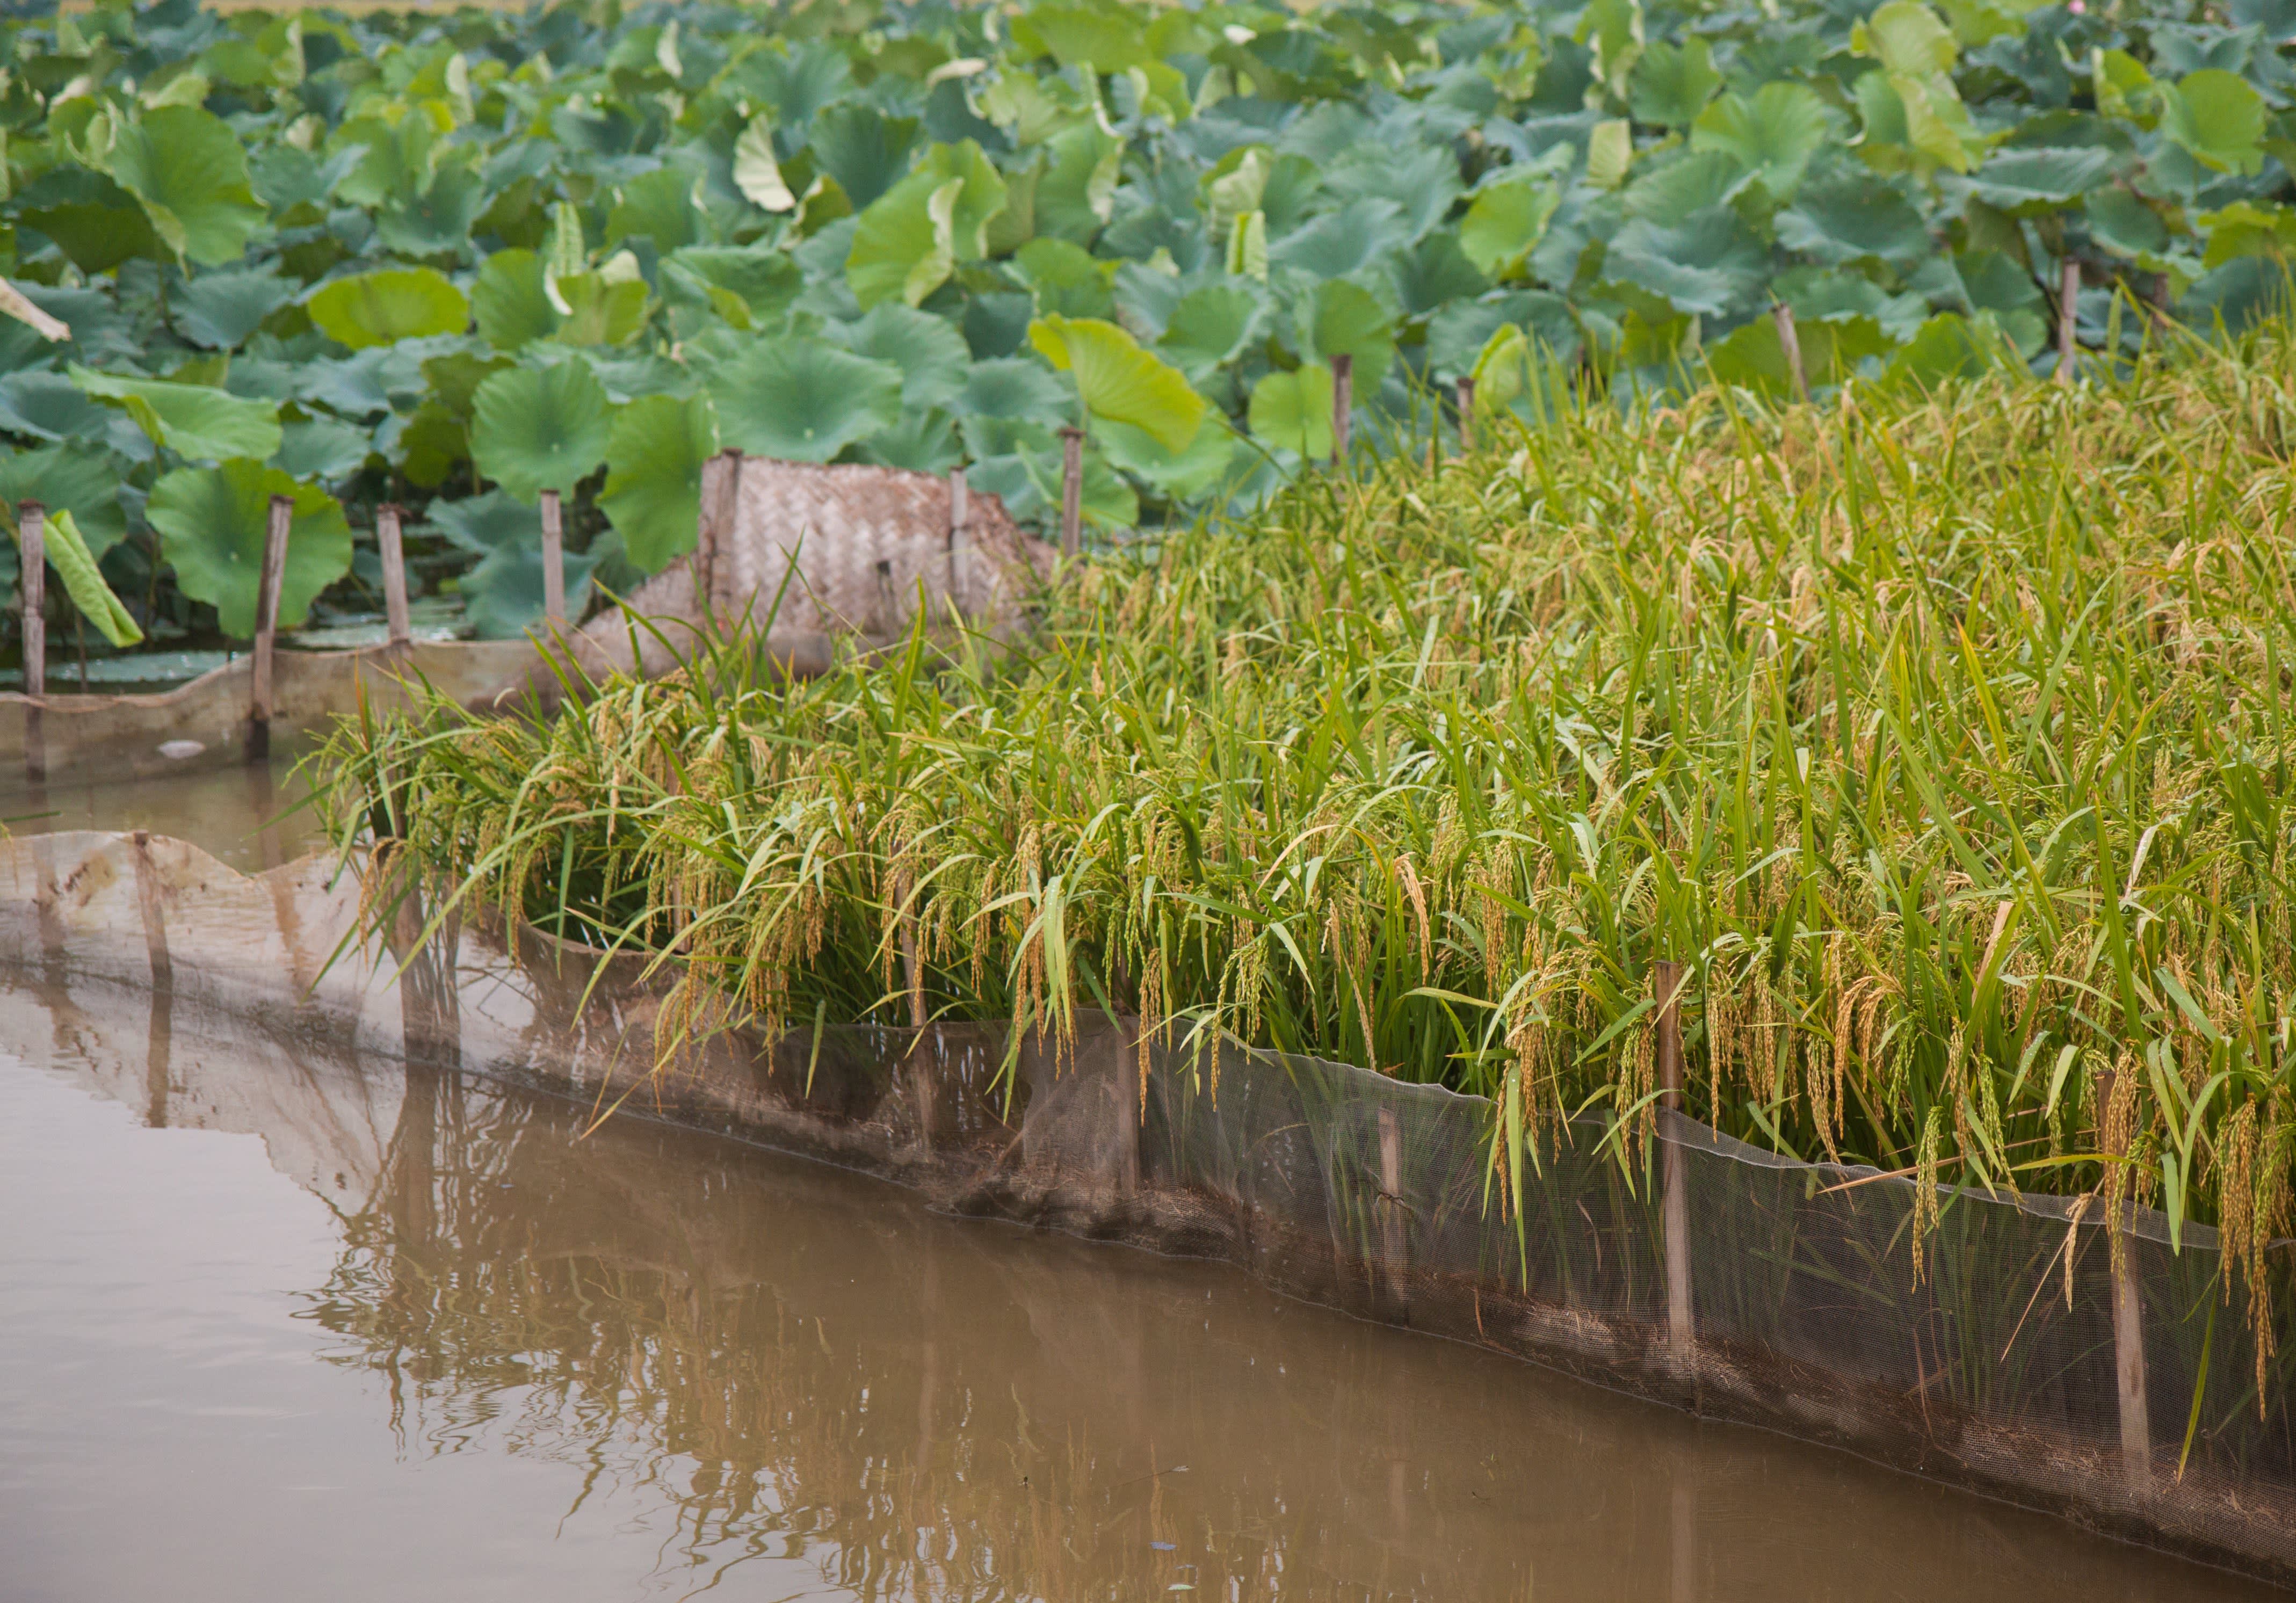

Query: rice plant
[317,316,2296,1366]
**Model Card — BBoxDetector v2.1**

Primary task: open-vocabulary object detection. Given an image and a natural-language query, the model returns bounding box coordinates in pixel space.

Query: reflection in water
[1,750,317,871]
[0,962,2282,1602]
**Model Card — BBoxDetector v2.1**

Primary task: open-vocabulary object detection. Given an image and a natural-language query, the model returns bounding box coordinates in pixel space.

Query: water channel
[1,860,2284,1602]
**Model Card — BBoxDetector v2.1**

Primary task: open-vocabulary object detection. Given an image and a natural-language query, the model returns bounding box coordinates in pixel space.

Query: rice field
[315,318,2296,1342]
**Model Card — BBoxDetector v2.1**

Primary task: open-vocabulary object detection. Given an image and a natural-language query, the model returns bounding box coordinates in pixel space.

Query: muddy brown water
[0,944,2283,1601]
[1,752,320,871]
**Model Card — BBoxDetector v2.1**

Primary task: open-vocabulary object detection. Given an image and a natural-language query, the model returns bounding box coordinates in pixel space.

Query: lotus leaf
[2163,69,2268,176]
[470,360,616,503]
[0,443,127,554]
[473,249,561,350]
[1689,83,1831,200]
[434,489,600,639]
[34,507,141,648]
[176,265,296,351]
[148,459,352,636]
[70,366,283,462]
[307,267,472,350]
[707,337,902,461]
[1029,314,1207,452]
[103,104,267,266]
[599,393,718,573]
[1248,362,1335,460]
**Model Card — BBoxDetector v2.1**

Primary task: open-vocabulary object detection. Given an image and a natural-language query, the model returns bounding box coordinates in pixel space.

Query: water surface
[0,962,2279,1601]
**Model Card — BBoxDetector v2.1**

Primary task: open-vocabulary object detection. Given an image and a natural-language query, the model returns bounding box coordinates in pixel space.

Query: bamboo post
[947,466,968,608]
[248,493,292,761]
[2098,1065,2152,1496]
[1772,302,1810,404]
[695,449,743,620]
[17,499,43,784]
[896,855,934,1151]
[376,502,411,647]
[1654,959,1694,1370]
[1455,376,1475,454]
[1378,1101,1407,1312]
[2056,256,2081,386]
[1058,425,1084,558]
[1330,352,1353,467]
[538,487,567,629]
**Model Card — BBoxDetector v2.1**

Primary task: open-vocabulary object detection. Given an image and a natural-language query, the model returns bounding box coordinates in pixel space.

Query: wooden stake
[18,498,44,784]
[2056,256,2081,386]
[2098,1065,2152,1496]
[695,449,743,620]
[248,492,292,761]
[946,466,968,611]
[1330,352,1353,467]
[1654,958,1694,1369]
[538,487,567,628]
[376,502,411,646]
[1058,425,1084,558]
[1455,376,1475,454]
[1772,302,1810,404]
[1378,1101,1407,1311]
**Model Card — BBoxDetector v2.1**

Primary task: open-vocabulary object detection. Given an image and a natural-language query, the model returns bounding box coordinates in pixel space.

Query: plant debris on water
[6,0,2296,661]
[321,317,2296,1380]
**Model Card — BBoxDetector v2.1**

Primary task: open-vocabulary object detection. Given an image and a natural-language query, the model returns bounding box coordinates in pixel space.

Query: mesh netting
[3,829,2291,1583]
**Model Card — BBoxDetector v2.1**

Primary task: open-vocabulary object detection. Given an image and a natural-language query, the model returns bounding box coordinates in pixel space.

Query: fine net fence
[3,830,2291,1583]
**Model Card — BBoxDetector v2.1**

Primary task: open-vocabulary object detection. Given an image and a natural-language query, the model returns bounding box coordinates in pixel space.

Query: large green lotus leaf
[1936,0,2029,46]
[470,360,617,503]
[1853,1,1959,77]
[1459,175,1563,281]
[733,117,796,212]
[19,197,161,277]
[1388,229,1491,317]
[0,372,110,446]
[846,141,1009,309]
[2183,255,2291,334]
[2088,189,2170,260]
[1248,363,1335,460]
[1631,37,1721,128]
[1625,151,1754,222]
[473,250,561,350]
[0,443,127,555]
[967,443,1136,531]
[177,265,296,351]
[1267,200,1409,281]
[2162,69,2267,176]
[661,246,803,327]
[1013,237,1117,320]
[1600,207,1765,318]
[307,267,472,350]
[1035,124,1124,243]
[809,104,919,211]
[956,357,1075,424]
[830,304,972,410]
[1324,144,1463,243]
[2197,200,2296,270]
[1011,3,1154,71]
[397,403,469,490]
[1092,412,1242,501]
[1690,83,1831,200]
[376,165,490,258]
[1029,315,1207,453]
[599,391,718,574]
[607,166,705,252]
[1962,147,2119,214]
[1296,279,1395,390]
[440,504,601,639]
[1776,179,1932,266]
[70,366,283,462]
[105,105,267,266]
[1158,284,1267,381]
[1954,248,2045,315]
[707,337,902,462]
[148,460,352,637]
[249,144,367,213]
[855,407,964,473]
[272,416,374,483]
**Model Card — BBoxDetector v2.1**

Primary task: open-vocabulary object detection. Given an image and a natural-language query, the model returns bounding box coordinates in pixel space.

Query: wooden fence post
[1058,426,1084,558]
[1378,1101,1407,1313]
[17,499,43,784]
[1331,352,1353,467]
[538,487,567,629]
[1654,959,1694,1370]
[248,492,292,761]
[376,502,410,647]
[2099,1065,2152,1496]
[2056,256,2081,387]
[1455,376,1475,454]
[947,466,968,610]
[695,449,743,621]
[1772,302,1810,404]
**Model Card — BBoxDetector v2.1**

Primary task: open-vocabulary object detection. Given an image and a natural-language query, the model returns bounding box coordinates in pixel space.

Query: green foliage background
[4,0,2296,642]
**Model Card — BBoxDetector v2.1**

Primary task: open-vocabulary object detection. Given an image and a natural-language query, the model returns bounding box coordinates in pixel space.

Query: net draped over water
[3,830,2291,1583]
